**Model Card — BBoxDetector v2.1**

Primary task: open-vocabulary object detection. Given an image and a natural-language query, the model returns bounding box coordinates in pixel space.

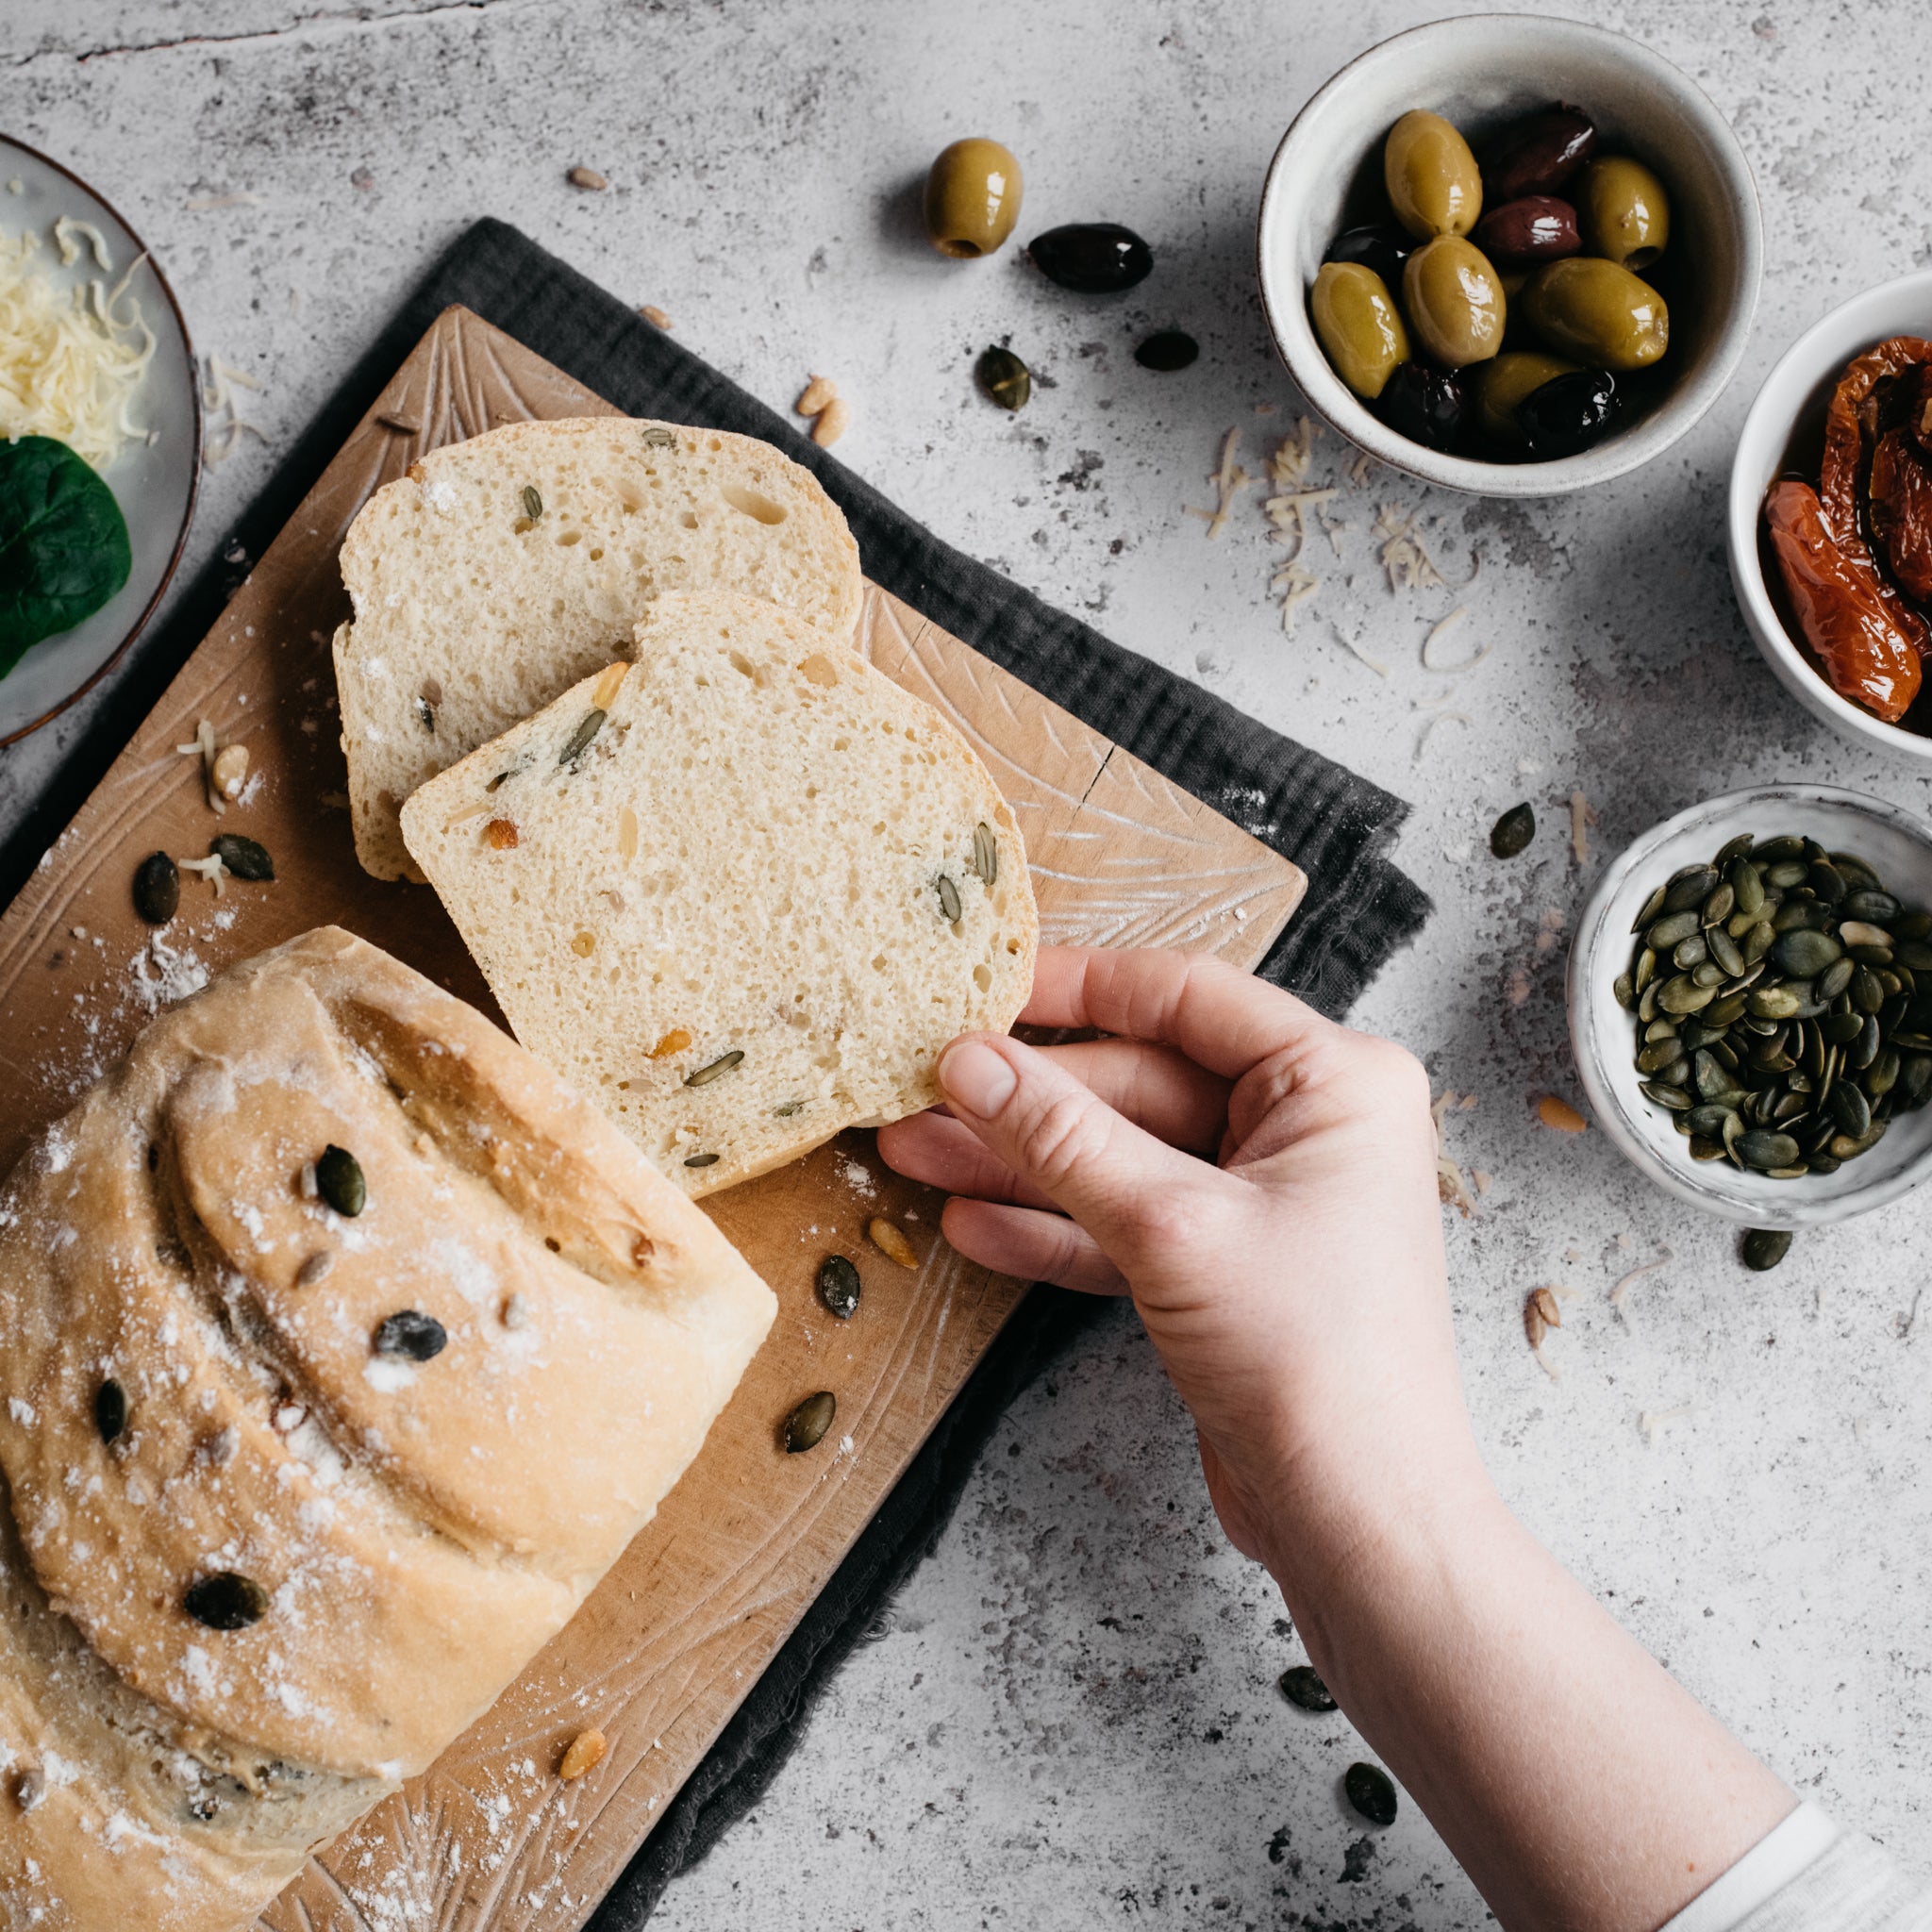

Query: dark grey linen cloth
[0,218,1429,1924]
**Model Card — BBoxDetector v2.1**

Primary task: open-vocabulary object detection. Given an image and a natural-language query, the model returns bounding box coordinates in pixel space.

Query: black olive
[94,1378,127,1445]
[1517,368,1619,458]
[374,1310,448,1361]
[133,851,179,925]
[1133,329,1199,372]
[314,1144,366,1218]
[1027,223,1153,293]
[211,833,275,882]
[184,1571,270,1631]
[1373,361,1464,453]
[1324,223,1414,290]
[1344,1760,1398,1826]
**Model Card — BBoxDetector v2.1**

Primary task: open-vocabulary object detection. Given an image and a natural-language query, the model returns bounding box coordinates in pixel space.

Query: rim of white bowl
[1725,265,1932,763]
[1257,13,1764,497]
[1568,783,1932,1226]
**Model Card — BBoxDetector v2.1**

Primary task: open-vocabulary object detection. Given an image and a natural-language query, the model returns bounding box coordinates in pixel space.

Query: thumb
[935,1034,1222,1267]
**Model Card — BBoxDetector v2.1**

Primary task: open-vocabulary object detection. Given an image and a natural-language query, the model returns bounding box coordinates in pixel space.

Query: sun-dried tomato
[1871,426,1932,604]
[1764,478,1924,724]
[1819,335,1932,539]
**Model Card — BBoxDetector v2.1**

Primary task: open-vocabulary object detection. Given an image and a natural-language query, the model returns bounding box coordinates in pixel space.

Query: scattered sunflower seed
[1278,1665,1337,1712]
[973,821,999,886]
[315,1144,366,1218]
[133,851,180,924]
[558,708,607,766]
[936,874,962,922]
[522,484,543,519]
[374,1309,447,1361]
[1490,802,1535,858]
[1344,1762,1398,1827]
[783,1390,837,1453]
[94,1378,127,1445]
[184,1571,270,1631]
[685,1049,745,1088]
[817,1255,862,1320]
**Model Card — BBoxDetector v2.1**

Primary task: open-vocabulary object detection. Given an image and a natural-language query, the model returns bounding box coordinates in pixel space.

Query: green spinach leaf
[0,435,133,678]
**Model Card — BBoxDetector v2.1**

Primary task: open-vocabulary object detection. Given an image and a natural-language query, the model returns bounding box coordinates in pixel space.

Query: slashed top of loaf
[334,415,863,881]
[0,927,774,1804]
[399,591,1040,1195]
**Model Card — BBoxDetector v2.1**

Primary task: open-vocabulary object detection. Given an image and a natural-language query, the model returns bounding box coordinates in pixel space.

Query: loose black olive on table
[1027,223,1153,293]
[1517,368,1620,458]
[1134,329,1199,372]
[1372,361,1465,453]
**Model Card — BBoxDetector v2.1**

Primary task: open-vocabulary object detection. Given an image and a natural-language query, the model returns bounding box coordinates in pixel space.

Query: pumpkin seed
[1639,1081,1692,1110]
[211,833,275,881]
[1707,928,1745,977]
[817,1255,861,1320]
[937,874,962,922]
[1631,882,1668,932]
[1648,910,1701,950]
[1278,1665,1337,1713]
[1728,858,1764,917]
[1662,866,1718,912]
[683,1152,721,1168]
[1672,933,1708,970]
[184,1571,270,1631]
[1740,1227,1791,1271]
[1764,860,1809,889]
[1344,1762,1398,1827]
[315,1144,366,1217]
[374,1309,447,1360]
[1714,833,1756,866]
[1736,1129,1801,1171]
[1844,889,1902,923]
[1490,802,1535,858]
[522,484,543,519]
[975,344,1032,411]
[1612,972,1635,1009]
[1772,928,1841,977]
[1135,328,1200,372]
[558,708,607,766]
[94,1378,126,1445]
[783,1390,836,1453]
[1756,835,1806,862]
[973,821,1000,885]
[1658,974,1713,1015]
[133,851,180,924]
[1702,881,1735,925]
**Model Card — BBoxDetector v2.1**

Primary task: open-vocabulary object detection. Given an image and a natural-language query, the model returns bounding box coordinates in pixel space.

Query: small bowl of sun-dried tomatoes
[1731,271,1932,758]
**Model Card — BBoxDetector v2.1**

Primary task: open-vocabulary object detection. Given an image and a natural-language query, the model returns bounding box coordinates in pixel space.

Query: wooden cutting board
[0,306,1306,1931]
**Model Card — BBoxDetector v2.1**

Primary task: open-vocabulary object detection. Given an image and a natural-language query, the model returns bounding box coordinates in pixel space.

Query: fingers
[876,1111,1058,1209]
[1022,946,1341,1083]
[935,1032,1232,1264]
[940,1196,1127,1295]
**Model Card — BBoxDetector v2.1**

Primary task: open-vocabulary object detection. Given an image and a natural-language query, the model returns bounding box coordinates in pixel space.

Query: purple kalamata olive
[1481,104,1598,202]
[1470,195,1581,266]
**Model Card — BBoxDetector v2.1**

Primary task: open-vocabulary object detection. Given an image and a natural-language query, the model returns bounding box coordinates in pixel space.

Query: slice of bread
[333,416,863,881]
[399,591,1038,1194]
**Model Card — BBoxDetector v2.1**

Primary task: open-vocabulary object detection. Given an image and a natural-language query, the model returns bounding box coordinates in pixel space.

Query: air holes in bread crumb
[678,510,699,530]
[721,484,788,525]
[974,964,992,991]
[557,529,583,547]
[799,654,839,689]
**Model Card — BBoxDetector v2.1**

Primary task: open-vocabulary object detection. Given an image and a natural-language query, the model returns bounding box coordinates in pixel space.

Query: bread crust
[0,927,774,1928]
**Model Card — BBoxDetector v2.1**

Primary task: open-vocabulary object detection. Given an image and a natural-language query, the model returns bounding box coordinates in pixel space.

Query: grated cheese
[1420,605,1493,675]
[1270,558,1321,633]
[1266,417,1321,489]
[1333,625,1389,678]
[1183,427,1251,539]
[0,221,155,468]
[1414,709,1472,759]
[1570,790,1599,866]
[52,217,111,272]
[201,354,269,467]
[1608,1246,1674,1316]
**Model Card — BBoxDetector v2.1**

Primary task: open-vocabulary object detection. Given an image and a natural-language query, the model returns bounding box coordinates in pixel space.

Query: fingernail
[938,1040,1017,1118]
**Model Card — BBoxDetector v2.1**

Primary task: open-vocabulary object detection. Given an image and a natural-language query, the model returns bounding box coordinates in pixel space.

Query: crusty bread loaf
[399,591,1039,1196]
[0,926,774,1930]
[333,416,863,882]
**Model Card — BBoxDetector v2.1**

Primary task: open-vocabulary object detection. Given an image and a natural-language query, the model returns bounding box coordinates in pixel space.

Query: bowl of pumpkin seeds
[1569,784,1932,1225]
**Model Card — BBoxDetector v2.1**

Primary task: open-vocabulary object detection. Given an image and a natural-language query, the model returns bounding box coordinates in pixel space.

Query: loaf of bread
[399,591,1039,1195]
[0,927,774,1930]
[333,416,864,882]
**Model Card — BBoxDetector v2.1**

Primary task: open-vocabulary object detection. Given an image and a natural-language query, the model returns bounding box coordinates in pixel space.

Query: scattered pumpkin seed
[134,851,180,924]
[558,708,607,766]
[975,344,1032,411]
[1278,1665,1337,1712]
[817,1255,862,1320]
[184,1571,270,1631]
[1740,1227,1792,1271]
[522,484,543,520]
[94,1378,126,1445]
[374,1309,447,1360]
[1490,802,1535,858]
[868,1216,918,1267]
[783,1390,837,1453]
[937,874,962,922]
[683,1152,720,1169]
[315,1144,366,1217]
[1344,1761,1398,1827]
[973,821,999,886]
[211,833,274,881]
[686,1049,745,1088]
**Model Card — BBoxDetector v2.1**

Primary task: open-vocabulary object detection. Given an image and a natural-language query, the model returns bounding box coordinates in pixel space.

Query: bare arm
[878,946,1791,1932]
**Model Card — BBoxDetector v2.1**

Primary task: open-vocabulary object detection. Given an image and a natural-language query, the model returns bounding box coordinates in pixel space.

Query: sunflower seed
[522,484,543,519]
[558,708,607,766]
[972,821,1000,885]
[937,874,962,922]
[686,1051,745,1088]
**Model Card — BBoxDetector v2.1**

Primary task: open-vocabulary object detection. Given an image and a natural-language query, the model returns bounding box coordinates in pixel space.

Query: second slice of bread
[334,416,863,881]
[400,591,1038,1193]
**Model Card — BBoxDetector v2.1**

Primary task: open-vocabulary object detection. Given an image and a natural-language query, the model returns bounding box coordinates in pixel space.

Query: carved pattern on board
[0,306,1303,1932]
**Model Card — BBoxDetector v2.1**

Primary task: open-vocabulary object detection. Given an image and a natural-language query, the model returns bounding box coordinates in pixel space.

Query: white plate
[0,135,199,744]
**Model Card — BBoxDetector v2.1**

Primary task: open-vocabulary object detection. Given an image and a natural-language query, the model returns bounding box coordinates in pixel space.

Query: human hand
[875,945,1488,1584]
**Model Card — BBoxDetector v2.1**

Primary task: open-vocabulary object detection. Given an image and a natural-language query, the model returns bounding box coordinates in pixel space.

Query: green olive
[1472,350,1580,444]
[1383,109,1482,240]
[1521,256,1669,370]
[923,139,1024,258]
[1310,261,1410,399]
[1400,236,1506,368]
[1575,156,1671,271]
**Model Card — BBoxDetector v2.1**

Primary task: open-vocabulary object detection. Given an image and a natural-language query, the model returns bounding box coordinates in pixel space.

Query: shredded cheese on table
[1183,427,1252,539]
[0,222,155,468]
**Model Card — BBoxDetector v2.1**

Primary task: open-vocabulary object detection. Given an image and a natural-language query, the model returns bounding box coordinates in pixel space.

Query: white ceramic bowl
[1727,269,1932,763]
[1569,785,1932,1227]
[1257,14,1762,496]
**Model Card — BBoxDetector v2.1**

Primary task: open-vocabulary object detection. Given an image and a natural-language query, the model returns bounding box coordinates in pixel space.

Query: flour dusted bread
[400,591,1039,1195]
[0,927,774,1930]
[333,416,863,881]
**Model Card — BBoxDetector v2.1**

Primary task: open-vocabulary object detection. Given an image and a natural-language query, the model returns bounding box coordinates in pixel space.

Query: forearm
[1268,1469,1794,1932]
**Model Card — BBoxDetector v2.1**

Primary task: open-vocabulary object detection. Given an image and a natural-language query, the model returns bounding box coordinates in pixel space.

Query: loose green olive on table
[1307,100,1674,461]
[923,138,1024,258]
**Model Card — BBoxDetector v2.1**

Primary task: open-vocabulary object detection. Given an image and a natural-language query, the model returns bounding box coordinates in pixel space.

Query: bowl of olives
[1257,15,1761,494]
[1568,784,1932,1226]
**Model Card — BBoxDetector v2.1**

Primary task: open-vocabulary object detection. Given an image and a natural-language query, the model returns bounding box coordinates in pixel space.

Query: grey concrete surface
[3,3,1929,1926]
